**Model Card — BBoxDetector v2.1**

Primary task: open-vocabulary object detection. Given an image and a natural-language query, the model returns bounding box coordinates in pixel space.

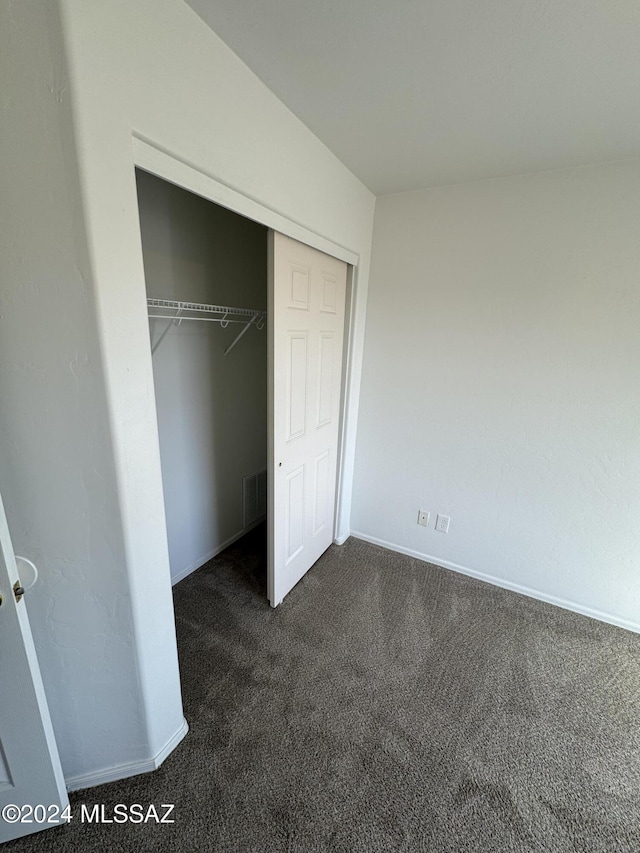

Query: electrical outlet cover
[435,514,450,533]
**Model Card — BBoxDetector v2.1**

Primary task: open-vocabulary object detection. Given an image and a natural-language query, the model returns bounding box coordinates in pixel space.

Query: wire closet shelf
[147,298,266,357]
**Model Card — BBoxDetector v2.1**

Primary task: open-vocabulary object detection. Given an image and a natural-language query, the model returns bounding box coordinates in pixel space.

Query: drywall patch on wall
[353,158,640,629]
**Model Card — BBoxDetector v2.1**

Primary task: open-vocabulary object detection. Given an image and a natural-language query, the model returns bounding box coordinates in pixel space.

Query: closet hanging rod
[147,312,258,325]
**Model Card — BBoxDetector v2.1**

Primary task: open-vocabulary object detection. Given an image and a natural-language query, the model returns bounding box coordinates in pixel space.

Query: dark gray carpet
[9,529,640,851]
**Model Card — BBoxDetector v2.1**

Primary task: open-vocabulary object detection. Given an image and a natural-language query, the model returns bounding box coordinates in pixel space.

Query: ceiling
[185,0,640,195]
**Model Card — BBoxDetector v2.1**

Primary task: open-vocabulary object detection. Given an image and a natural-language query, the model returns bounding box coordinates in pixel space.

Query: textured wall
[353,159,640,631]
[0,0,374,786]
[0,1,151,784]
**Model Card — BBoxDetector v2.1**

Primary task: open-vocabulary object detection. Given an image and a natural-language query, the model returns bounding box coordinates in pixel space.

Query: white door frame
[131,136,360,547]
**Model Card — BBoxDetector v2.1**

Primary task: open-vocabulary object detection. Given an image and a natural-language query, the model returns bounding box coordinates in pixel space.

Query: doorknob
[13,581,25,603]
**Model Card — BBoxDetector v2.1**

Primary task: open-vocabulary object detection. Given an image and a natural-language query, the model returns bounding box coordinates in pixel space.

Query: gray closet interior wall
[136,169,267,584]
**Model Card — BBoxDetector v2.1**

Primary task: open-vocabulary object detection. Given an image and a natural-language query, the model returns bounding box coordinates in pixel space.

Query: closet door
[268,232,347,606]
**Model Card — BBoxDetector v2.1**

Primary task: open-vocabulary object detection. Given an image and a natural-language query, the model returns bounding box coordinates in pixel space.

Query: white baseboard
[153,716,189,767]
[350,531,640,636]
[334,530,351,546]
[66,717,189,792]
[171,519,265,586]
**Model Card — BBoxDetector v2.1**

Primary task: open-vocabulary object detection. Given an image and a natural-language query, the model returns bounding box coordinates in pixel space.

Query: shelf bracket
[151,308,182,354]
[224,312,260,357]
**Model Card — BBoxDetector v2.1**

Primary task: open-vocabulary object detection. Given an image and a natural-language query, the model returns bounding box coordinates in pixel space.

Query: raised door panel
[316,333,334,428]
[286,332,308,441]
[285,466,305,564]
[312,450,331,537]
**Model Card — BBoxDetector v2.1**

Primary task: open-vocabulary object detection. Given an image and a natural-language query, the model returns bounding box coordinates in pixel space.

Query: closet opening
[135,168,269,593]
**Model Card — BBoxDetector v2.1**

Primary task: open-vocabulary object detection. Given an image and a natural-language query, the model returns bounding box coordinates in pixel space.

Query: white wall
[1,0,374,787]
[136,170,267,583]
[353,159,640,632]
[0,2,155,787]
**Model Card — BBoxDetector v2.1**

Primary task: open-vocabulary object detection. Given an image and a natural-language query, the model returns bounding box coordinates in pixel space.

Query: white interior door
[0,493,68,843]
[268,231,348,606]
